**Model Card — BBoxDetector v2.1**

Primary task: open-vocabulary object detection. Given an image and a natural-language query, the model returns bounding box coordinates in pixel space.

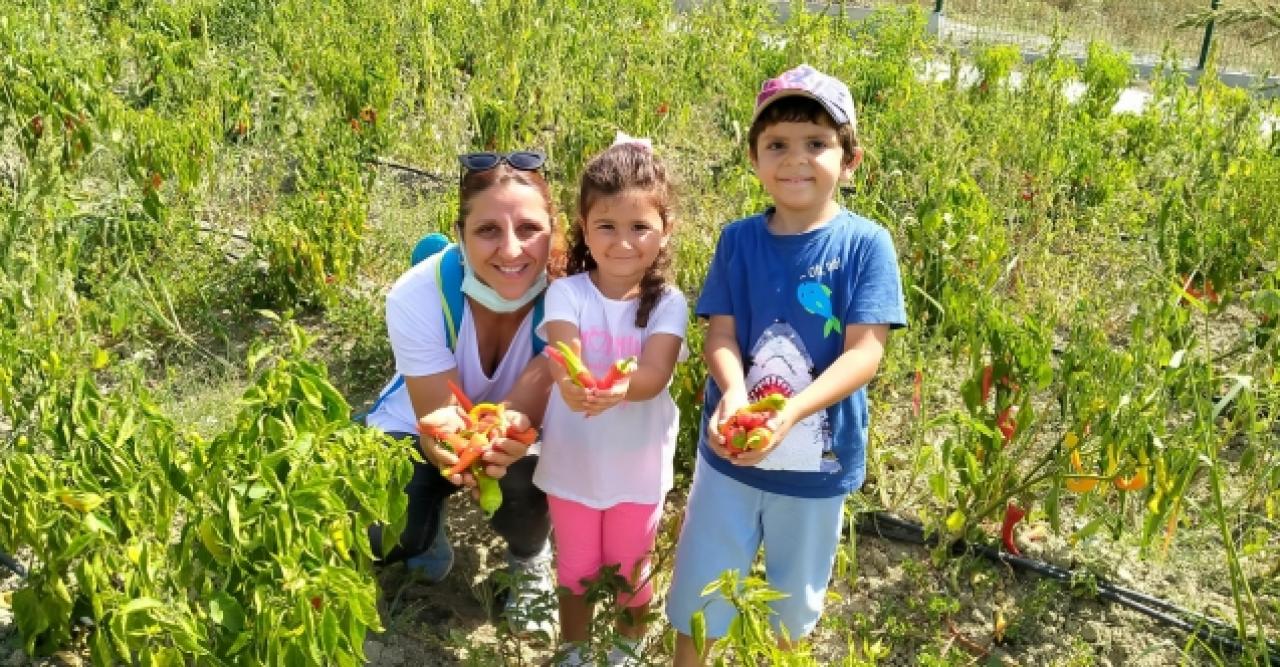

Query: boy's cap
[752,64,856,132]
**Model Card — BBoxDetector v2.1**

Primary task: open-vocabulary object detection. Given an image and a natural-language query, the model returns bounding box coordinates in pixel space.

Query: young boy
[666,64,908,664]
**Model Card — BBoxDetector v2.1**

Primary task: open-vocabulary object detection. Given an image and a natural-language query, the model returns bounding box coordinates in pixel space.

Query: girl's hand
[726,403,796,467]
[706,387,748,461]
[584,376,629,416]
[548,353,592,413]
[556,376,593,413]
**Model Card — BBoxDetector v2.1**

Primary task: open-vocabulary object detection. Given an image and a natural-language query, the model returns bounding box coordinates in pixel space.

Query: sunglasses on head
[458,150,547,173]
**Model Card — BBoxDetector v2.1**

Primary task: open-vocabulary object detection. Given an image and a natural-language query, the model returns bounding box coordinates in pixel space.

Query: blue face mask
[459,253,547,313]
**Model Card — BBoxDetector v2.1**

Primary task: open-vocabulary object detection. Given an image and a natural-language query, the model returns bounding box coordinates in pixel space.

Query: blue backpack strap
[354,234,455,424]
[434,244,465,352]
[530,294,546,356]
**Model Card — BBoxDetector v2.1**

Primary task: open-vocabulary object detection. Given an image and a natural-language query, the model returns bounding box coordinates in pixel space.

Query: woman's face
[459,180,553,300]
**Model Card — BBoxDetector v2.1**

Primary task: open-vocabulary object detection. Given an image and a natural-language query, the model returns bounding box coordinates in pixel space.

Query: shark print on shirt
[744,322,838,473]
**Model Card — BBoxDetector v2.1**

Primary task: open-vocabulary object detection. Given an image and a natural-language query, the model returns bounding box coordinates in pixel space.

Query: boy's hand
[584,376,629,417]
[725,404,796,467]
[706,387,749,460]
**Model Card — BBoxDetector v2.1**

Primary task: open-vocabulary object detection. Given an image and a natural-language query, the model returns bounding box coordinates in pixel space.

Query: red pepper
[447,379,474,412]
[997,406,1017,445]
[981,365,993,405]
[734,412,769,430]
[1001,503,1026,556]
[597,356,638,390]
[721,394,788,453]
[444,432,490,477]
[505,425,538,445]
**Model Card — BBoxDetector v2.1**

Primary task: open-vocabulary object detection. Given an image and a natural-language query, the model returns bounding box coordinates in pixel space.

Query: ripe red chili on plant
[1001,503,1026,556]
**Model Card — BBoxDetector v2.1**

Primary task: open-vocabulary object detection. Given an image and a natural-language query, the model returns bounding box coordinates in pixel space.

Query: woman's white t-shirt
[533,273,689,509]
[365,259,538,435]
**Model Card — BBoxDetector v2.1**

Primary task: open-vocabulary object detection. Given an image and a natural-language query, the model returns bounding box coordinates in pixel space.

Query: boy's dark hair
[747,96,859,165]
[568,142,675,328]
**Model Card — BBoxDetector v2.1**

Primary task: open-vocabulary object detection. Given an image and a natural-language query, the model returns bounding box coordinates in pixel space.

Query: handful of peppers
[719,393,787,453]
[545,341,637,390]
[417,380,539,518]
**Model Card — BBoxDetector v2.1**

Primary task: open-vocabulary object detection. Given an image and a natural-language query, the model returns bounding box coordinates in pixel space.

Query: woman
[364,150,558,634]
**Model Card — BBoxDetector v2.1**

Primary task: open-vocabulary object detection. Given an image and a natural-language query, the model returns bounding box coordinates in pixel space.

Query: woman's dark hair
[455,163,565,277]
[567,142,676,328]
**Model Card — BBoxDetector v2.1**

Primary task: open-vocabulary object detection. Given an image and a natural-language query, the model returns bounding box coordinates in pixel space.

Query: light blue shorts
[664,455,846,640]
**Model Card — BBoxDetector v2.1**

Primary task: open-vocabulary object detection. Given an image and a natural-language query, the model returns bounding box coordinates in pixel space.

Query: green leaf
[691,610,707,656]
[227,494,242,543]
[321,607,340,654]
[208,591,245,634]
[84,511,117,536]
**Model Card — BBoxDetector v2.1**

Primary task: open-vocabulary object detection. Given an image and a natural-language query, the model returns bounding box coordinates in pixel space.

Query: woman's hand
[481,408,533,477]
[418,404,534,490]
[705,386,748,461]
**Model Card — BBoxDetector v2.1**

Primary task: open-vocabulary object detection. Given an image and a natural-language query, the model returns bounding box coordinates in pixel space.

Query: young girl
[534,137,688,666]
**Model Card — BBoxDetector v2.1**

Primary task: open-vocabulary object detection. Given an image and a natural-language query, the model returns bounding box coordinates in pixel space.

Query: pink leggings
[547,495,662,607]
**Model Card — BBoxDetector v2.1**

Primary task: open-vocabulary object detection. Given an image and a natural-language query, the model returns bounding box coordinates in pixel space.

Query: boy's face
[750,119,859,222]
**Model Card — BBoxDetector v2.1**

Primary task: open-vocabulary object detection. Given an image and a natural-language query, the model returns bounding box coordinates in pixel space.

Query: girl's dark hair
[456,164,566,277]
[567,142,676,328]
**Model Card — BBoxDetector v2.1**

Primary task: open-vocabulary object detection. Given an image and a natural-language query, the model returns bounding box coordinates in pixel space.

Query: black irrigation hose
[0,550,25,579]
[854,512,1280,665]
[363,157,449,184]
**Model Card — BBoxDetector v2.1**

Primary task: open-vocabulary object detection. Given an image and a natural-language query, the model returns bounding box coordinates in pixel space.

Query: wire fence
[841,0,1279,76]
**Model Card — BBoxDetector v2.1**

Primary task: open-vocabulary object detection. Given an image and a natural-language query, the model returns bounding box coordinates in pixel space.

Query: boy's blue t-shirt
[696,207,908,498]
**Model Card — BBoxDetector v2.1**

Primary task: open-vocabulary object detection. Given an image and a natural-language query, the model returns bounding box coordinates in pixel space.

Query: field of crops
[1,0,1278,665]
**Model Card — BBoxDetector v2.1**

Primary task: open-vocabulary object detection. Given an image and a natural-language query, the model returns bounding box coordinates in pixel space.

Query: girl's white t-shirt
[365,259,538,435]
[533,273,689,509]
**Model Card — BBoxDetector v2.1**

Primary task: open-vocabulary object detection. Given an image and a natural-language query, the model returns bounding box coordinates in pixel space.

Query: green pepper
[475,470,502,518]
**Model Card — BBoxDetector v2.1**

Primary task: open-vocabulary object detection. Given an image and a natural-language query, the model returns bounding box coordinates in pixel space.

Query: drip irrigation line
[0,550,25,579]
[855,512,1279,664]
[364,157,449,183]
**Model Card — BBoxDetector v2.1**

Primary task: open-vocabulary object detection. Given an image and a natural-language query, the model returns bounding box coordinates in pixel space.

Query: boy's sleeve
[843,227,908,329]
[694,226,735,319]
[536,278,577,340]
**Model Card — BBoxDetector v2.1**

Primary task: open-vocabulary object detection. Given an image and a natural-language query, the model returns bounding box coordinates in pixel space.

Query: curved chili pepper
[746,393,786,413]
[744,427,772,450]
[444,432,489,477]
[476,472,502,517]
[546,343,598,389]
[469,402,506,437]
[447,379,474,412]
[598,356,638,390]
[997,406,1017,446]
[505,425,538,445]
[1065,447,1100,493]
[1113,468,1148,492]
[1001,503,1026,556]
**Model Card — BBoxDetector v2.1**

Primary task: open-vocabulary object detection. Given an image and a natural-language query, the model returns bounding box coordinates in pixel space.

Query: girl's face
[581,188,668,290]
[460,180,553,300]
